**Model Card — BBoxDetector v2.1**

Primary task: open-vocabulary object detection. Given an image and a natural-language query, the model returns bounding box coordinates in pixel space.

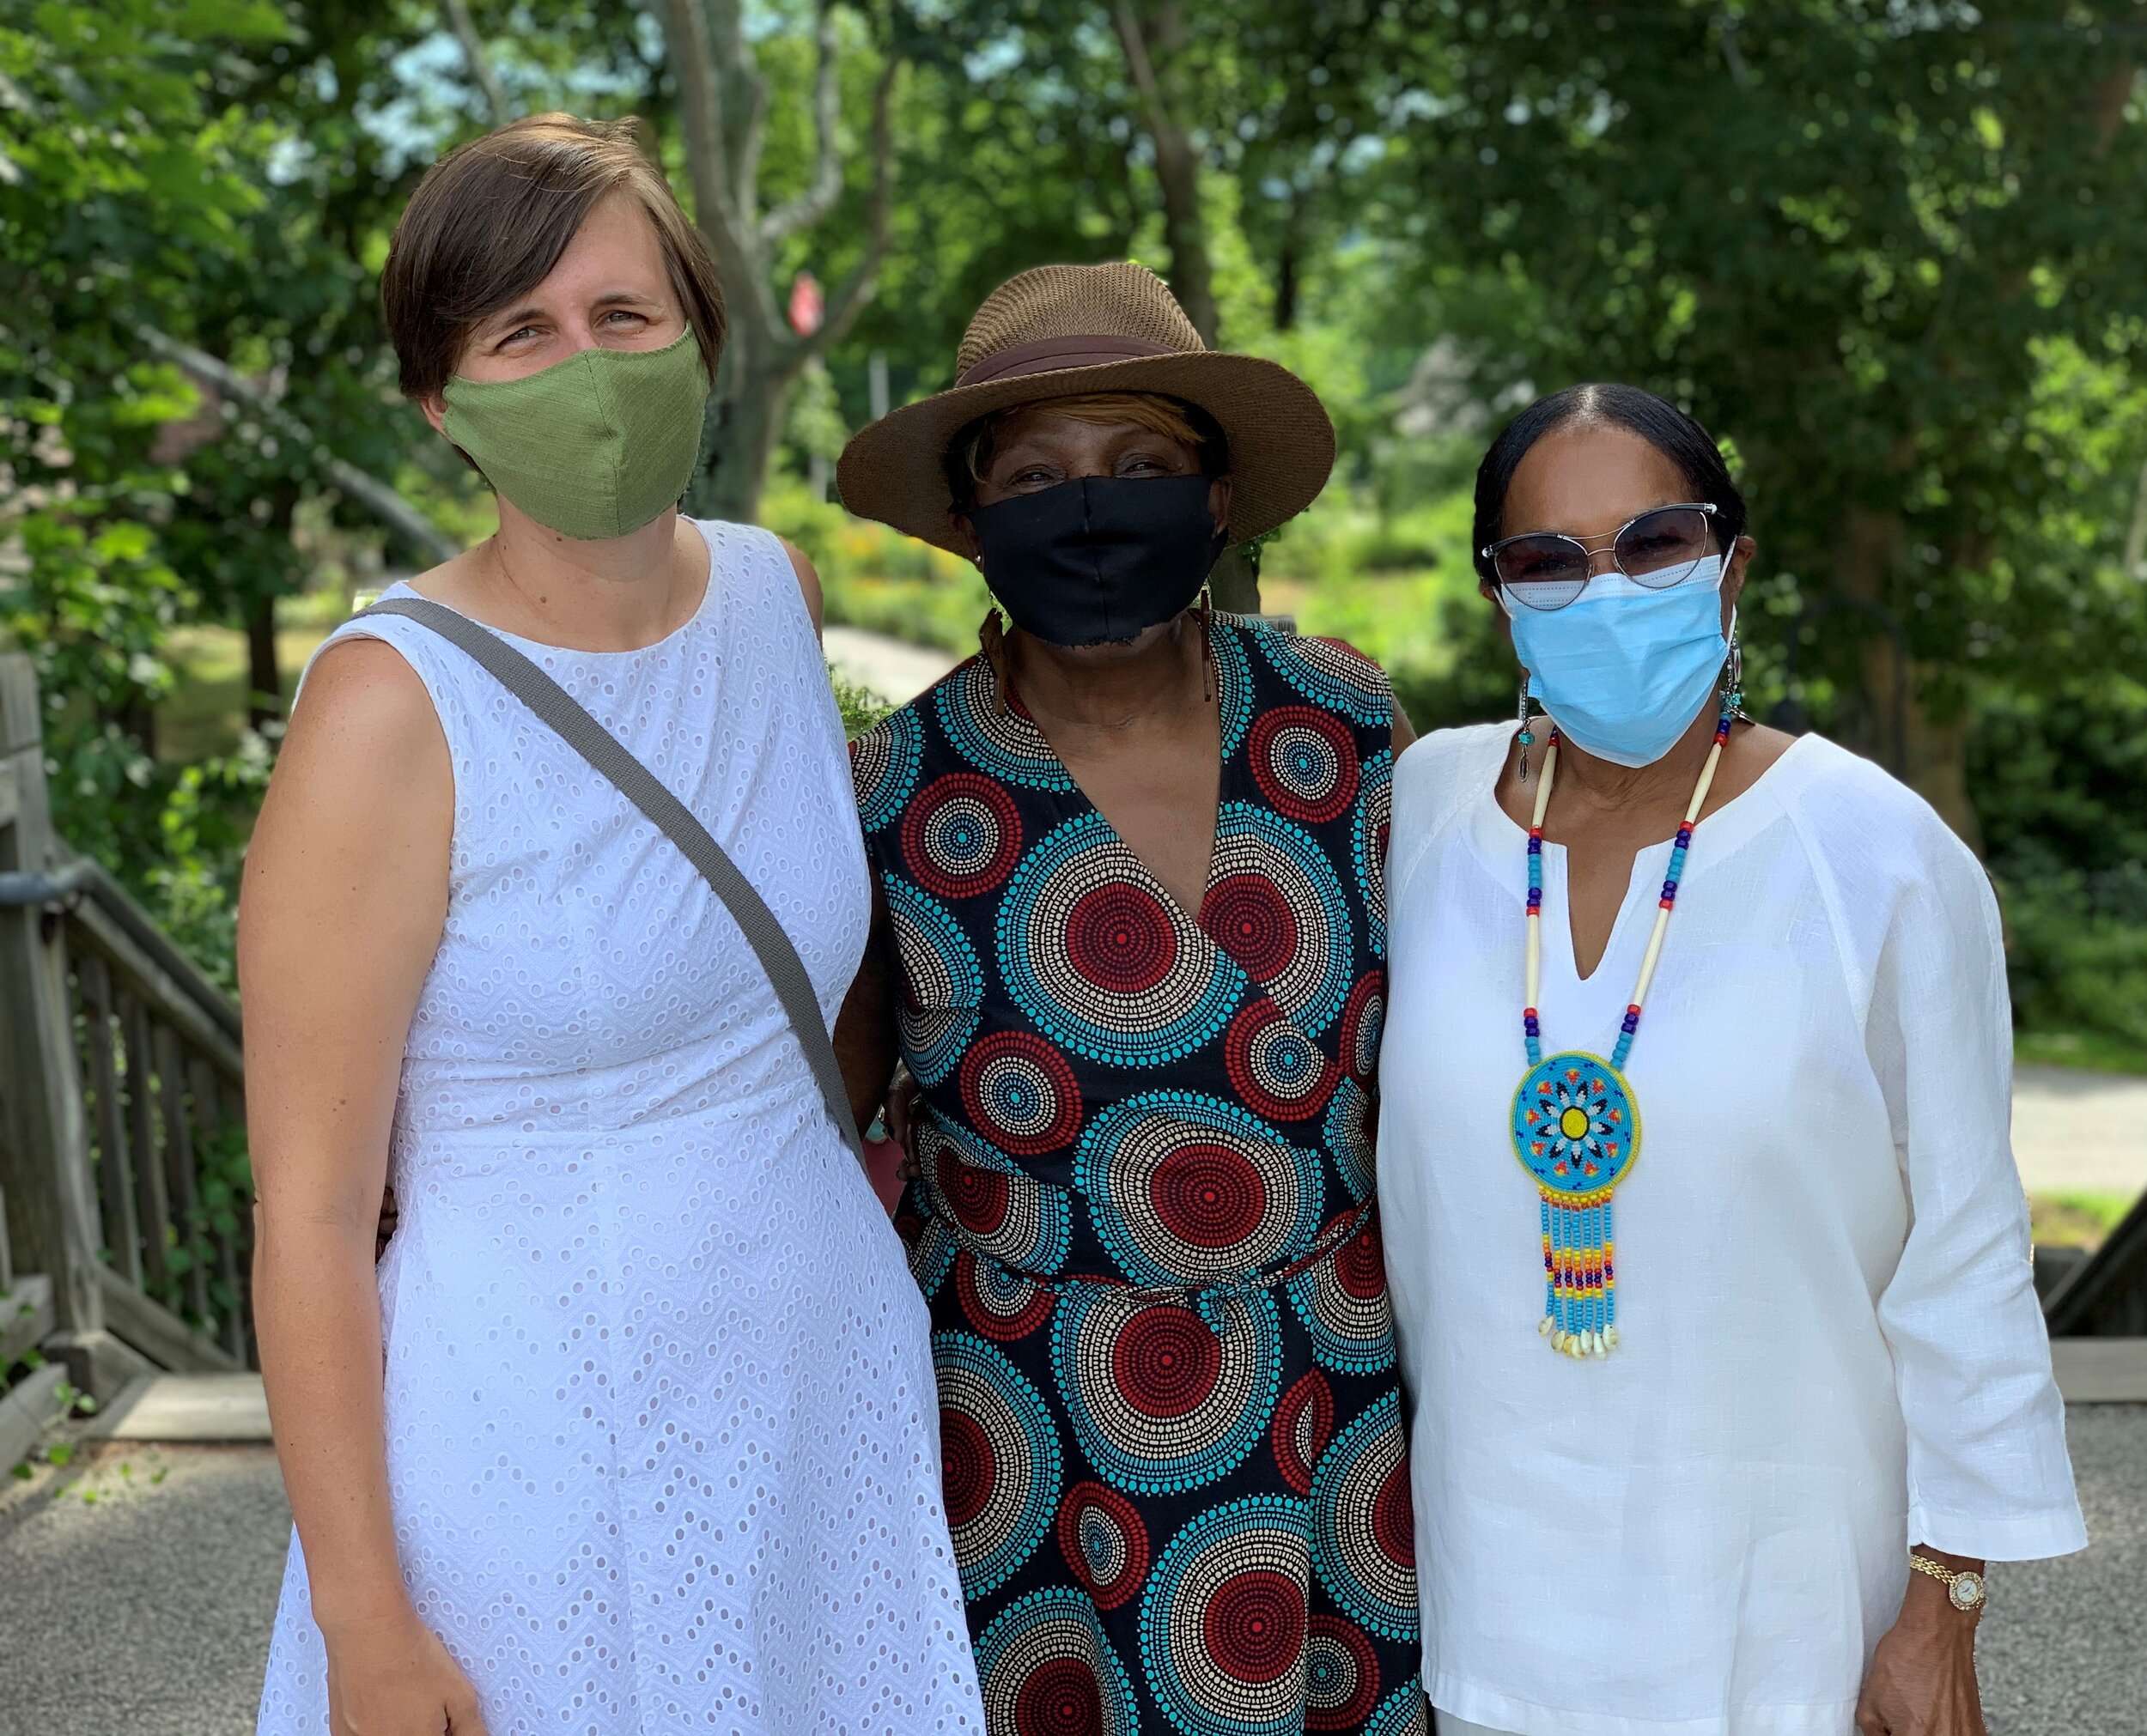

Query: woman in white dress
[1378,384,2084,1736]
[244,115,982,1733]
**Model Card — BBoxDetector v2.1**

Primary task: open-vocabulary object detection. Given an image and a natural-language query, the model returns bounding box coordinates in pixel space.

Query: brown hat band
[955,332,1187,388]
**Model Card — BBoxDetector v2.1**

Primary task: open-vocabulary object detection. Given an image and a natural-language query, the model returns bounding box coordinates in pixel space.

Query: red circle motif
[1249,707,1360,825]
[959,1030,1084,1154]
[938,1147,1012,1240]
[955,1251,1056,1344]
[1201,875,1299,983]
[940,1406,996,1528]
[1148,1143,1269,1251]
[1338,973,1385,1083]
[1272,1369,1335,1496]
[1014,1658,1104,1736]
[1305,1615,1380,1729]
[1055,1479,1151,1611]
[1224,1000,1338,1122]
[901,773,1024,898]
[1110,1304,1221,1419]
[1372,1454,1416,1570]
[1066,883,1179,995]
[1201,1567,1307,1686]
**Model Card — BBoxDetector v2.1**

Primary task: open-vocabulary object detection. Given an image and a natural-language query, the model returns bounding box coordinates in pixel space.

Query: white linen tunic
[1378,723,2085,1736]
[258,522,985,1733]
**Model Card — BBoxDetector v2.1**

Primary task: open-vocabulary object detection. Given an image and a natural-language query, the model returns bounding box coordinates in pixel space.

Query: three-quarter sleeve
[1866,827,2088,1562]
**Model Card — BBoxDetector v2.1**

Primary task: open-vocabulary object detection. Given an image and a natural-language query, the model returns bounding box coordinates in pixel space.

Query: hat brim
[835,351,1335,553]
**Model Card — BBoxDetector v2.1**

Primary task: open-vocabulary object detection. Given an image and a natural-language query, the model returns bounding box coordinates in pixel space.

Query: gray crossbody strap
[359,596,866,1166]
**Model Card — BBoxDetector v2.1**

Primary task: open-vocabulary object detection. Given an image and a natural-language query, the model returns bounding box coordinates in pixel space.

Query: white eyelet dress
[258,520,985,1733]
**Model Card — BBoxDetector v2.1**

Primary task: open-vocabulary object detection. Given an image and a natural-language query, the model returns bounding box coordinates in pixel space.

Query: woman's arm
[1855,810,2086,1734]
[831,874,899,1134]
[241,638,487,1734]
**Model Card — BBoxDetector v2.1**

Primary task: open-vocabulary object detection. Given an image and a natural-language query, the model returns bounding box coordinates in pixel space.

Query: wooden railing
[0,653,252,1398]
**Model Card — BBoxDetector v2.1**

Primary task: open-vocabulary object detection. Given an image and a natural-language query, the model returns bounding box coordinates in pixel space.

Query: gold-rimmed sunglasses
[1482,502,1722,611]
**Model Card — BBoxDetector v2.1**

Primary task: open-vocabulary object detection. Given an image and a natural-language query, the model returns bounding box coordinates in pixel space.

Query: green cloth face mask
[442,328,708,541]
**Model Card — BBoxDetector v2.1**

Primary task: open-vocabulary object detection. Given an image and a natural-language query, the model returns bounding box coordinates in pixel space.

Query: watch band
[1909,1551,1988,1612]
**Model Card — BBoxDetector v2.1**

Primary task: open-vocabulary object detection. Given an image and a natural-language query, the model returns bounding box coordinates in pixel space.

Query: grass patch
[2028,1191,2137,1249]
[2015,1029,2147,1077]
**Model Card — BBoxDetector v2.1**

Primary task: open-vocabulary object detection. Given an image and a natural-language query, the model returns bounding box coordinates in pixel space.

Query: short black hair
[1470,383,1748,584]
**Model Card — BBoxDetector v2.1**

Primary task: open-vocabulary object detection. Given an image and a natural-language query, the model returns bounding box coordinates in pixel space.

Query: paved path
[823,623,958,707]
[1,1407,2139,1733]
[2013,1065,2147,1200]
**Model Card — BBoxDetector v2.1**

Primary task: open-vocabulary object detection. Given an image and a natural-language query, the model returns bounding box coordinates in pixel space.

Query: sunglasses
[1482,502,1722,611]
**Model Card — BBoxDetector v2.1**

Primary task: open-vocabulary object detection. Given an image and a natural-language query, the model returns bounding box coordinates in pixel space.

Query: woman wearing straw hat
[834,261,1427,1735]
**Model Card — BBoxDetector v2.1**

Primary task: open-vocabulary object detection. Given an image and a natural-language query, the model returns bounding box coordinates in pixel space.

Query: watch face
[1949,1572,1986,1611]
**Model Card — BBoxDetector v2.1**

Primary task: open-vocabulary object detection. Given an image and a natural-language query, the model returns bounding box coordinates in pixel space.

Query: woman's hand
[883,1065,923,1181]
[324,1605,490,1735]
[1854,1555,1986,1735]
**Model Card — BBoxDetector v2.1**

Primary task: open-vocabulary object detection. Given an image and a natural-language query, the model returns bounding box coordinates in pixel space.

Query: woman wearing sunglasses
[1377,384,2083,1736]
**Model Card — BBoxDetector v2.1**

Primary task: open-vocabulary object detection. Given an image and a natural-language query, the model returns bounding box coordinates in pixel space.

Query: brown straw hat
[836,261,1335,552]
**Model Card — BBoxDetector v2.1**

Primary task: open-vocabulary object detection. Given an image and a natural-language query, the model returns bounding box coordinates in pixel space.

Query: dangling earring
[1721,628,1744,717]
[978,605,1011,719]
[1197,584,1216,706]
[1516,674,1538,784]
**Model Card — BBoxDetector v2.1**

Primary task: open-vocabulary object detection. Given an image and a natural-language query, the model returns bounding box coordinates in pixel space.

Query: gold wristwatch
[1909,1551,1988,1613]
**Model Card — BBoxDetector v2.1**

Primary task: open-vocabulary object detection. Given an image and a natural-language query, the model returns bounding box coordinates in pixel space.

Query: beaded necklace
[1511,700,1733,1358]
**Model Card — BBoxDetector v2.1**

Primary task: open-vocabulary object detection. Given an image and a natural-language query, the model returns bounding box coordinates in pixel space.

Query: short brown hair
[381,113,726,401]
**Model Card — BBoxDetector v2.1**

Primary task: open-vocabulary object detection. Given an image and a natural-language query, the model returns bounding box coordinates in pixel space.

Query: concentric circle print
[848,706,924,835]
[1310,1392,1418,1643]
[901,1211,958,1299]
[1353,750,1394,959]
[1323,1078,1378,1205]
[1271,1369,1335,1496]
[976,1587,1140,1736]
[998,813,1242,1067]
[960,1030,1084,1154]
[1255,632,1392,728]
[1224,1000,1337,1123]
[885,877,983,1085]
[1365,1679,1430,1736]
[919,1114,1072,1276]
[1138,1496,1313,1736]
[1214,617,1256,757]
[1249,706,1360,825]
[902,772,1025,899]
[1338,973,1385,1085]
[935,659,1079,791]
[1286,1216,1396,1374]
[1204,803,1353,1036]
[956,1249,1056,1343]
[1049,1284,1283,1495]
[1055,1478,1151,1611]
[934,1332,1063,1599]
[1304,1614,1379,1730]
[1074,1092,1323,1286]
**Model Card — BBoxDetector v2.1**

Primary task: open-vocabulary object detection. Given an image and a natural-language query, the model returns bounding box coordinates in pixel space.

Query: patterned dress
[850,616,1426,1736]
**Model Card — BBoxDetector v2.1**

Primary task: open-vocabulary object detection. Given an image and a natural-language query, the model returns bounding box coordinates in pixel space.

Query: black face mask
[967,473,1226,647]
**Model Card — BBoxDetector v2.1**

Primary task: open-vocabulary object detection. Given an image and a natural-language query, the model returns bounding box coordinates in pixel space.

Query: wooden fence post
[0,654,138,1397]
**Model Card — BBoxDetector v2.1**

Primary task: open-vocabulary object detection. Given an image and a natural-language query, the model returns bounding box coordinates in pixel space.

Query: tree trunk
[245,592,280,726]
[1831,505,1984,852]
[1113,4,1219,346]
[690,353,794,524]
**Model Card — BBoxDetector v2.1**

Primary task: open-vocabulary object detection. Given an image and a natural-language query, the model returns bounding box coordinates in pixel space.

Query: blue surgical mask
[1505,559,1730,768]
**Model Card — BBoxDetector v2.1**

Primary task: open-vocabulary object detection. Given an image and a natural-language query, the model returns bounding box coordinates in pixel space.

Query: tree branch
[442,0,511,127]
[137,327,460,567]
[811,54,902,355]
[657,0,782,341]
[1111,3,1217,343]
[759,0,845,247]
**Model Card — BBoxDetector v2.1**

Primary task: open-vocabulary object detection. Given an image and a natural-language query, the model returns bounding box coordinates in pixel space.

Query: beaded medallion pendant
[1512,701,1733,1357]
